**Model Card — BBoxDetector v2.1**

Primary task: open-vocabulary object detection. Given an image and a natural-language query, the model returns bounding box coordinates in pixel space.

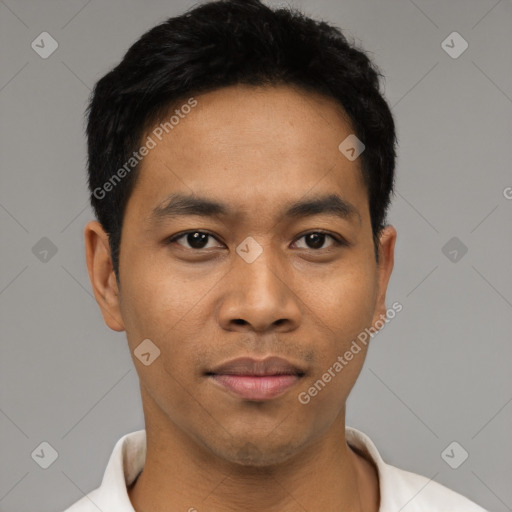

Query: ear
[84,220,125,332]
[371,225,397,330]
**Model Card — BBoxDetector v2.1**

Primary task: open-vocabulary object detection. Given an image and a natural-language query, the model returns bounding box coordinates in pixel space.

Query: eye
[292,231,345,250]
[166,231,223,250]
[166,230,346,251]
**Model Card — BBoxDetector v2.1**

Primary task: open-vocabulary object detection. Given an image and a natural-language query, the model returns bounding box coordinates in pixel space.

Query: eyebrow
[149,192,361,227]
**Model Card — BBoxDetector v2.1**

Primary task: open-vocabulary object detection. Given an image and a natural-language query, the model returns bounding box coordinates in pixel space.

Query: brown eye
[292,232,344,250]
[167,231,223,250]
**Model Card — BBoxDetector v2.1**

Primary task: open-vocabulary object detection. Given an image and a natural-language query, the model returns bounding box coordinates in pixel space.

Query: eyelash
[165,230,348,251]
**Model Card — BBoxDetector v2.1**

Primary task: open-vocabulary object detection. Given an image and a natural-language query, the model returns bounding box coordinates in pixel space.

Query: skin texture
[84,83,396,512]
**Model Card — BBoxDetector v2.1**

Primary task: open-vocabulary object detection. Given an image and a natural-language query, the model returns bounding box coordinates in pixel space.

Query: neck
[128,389,379,512]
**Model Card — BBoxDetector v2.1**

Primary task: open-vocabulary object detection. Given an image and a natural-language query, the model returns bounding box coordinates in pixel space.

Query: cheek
[119,266,213,387]
[120,254,212,338]
[301,265,377,394]
[305,265,377,337]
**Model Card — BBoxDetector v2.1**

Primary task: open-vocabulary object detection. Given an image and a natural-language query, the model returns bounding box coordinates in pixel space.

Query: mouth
[206,356,306,401]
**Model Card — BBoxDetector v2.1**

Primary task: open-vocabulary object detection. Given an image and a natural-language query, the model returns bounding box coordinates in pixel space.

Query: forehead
[127,84,368,227]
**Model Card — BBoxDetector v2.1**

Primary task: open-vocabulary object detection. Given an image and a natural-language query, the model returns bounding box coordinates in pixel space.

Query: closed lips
[206,356,306,376]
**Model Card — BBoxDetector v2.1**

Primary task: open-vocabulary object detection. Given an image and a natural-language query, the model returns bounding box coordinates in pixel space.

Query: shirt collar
[94,426,394,510]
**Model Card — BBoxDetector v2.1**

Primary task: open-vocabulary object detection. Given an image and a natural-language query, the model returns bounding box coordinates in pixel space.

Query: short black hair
[86,0,397,283]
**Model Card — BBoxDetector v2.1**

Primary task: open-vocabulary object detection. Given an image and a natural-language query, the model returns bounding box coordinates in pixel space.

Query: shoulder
[60,429,146,511]
[345,426,488,512]
[381,463,488,511]
[60,488,103,512]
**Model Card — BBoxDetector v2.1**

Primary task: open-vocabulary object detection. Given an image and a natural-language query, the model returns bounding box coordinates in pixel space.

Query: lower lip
[209,374,301,400]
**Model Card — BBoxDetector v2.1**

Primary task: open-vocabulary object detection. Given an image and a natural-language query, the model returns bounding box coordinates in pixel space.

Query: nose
[216,244,302,334]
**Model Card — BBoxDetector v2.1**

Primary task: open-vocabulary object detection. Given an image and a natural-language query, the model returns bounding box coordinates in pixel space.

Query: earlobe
[84,220,125,332]
[372,225,397,329]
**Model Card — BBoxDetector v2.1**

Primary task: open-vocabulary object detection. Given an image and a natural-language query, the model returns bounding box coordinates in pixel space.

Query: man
[65,0,488,510]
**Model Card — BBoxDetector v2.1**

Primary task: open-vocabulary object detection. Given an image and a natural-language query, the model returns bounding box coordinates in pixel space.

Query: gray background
[0,0,511,511]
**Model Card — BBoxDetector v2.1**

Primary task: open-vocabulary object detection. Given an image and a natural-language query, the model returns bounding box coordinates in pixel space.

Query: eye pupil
[306,233,325,249]
[188,232,209,249]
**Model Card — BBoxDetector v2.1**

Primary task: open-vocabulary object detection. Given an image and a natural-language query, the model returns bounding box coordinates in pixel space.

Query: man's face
[87,84,395,466]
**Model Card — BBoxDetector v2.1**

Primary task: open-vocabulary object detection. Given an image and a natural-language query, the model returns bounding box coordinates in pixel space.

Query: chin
[212,437,306,468]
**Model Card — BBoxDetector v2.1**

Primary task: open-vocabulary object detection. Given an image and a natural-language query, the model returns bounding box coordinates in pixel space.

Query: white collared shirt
[63,427,488,511]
